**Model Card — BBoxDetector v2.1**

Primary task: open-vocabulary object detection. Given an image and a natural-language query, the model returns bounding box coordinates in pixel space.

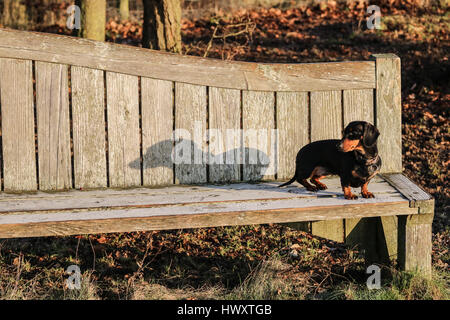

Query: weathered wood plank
[35,62,72,190]
[343,89,374,125]
[0,58,37,191]
[141,78,174,186]
[71,66,107,189]
[342,89,375,252]
[276,92,309,180]
[371,54,402,173]
[345,217,377,255]
[0,174,399,202]
[310,90,342,141]
[398,212,434,275]
[311,220,345,242]
[174,82,207,184]
[0,200,415,239]
[310,90,343,241]
[379,216,399,262]
[106,72,140,187]
[0,29,376,92]
[0,174,390,198]
[380,173,432,207]
[242,91,275,181]
[345,216,398,265]
[208,87,241,182]
[0,176,403,213]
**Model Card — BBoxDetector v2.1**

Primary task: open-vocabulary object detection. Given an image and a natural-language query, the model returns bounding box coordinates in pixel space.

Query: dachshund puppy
[279,121,381,199]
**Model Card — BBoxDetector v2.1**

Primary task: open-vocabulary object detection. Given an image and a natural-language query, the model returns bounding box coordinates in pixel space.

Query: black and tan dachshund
[279,121,382,199]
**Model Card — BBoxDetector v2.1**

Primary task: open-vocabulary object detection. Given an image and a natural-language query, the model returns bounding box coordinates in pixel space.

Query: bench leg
[345,217,396,266]
[398,211,434,276]
[284,220,346,243]
[287,210,434,277]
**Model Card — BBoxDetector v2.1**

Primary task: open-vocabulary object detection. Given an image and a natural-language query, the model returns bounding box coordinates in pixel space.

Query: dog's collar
[365,154,380,166]
[354,152,379,166]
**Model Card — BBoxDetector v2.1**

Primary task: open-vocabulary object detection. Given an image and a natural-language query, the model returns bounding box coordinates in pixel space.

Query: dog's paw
[362,192,375,198]
[306,186,319,192]
[344,193,358,200]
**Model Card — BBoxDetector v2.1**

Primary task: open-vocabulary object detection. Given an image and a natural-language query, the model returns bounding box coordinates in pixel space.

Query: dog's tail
[278,176,296,188]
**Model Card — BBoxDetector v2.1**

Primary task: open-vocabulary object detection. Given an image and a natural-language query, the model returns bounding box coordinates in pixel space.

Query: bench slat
[242,91,275,181]
[35,62,72,190]
[342,88,375,243]
[381,173,432,207]
[71,66,107,189]
[310,90,343,240]
[276,92,309,180]
[0,198,414,239]
[0,58,37,191]
[0,177,400,213]
[0,29,376,92]
[106,72,140,187]
[372,54,402,173]
[208,87,241,182]
[141,78,174,186]
[174,83,208,184]
[310,90,342,141]
[343,89,374,125]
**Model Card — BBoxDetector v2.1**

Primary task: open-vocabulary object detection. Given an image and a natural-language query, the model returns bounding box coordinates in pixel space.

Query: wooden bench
[0,28,434,274]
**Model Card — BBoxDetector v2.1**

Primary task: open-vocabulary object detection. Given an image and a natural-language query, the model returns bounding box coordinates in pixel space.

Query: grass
[339,270,450,300]
[1,225,448,300]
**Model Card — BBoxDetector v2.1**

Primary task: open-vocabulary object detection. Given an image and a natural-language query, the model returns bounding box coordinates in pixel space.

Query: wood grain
[0,200,415,239]
[381,173,432,207]
[371,54,402,173]
[106,72,140,187]
[0,58,37,191]
[141,78,174,186]
[71,66,107,189]
[35,62,72,191]
[343,89,374,125]
[310,90,342,141]
[174,82,207,184]
[276,92,309,180]
[0,176,402,213]
[311,219,345,242]
[0,29,376,92]
[310,90,343,241]
[242,91,275,181]
[208,87,241,182]
[398,212,434,275]
[342,89,376,252]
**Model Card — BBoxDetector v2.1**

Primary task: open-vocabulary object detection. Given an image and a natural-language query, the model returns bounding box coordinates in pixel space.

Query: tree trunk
[1,0,59,29]
[120,0,129,21]
[75,0,106,41]
[142,0,181,53]
[1,0,29,29]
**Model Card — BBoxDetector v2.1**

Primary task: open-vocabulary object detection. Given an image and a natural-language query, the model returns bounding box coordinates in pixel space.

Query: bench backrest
[0,29,401,192]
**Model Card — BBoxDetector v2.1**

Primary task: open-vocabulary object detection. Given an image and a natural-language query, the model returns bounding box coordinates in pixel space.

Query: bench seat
[0,174,432,239]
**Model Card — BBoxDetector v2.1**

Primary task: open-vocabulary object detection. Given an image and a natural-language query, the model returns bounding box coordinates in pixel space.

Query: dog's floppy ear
[362,123,379,147]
